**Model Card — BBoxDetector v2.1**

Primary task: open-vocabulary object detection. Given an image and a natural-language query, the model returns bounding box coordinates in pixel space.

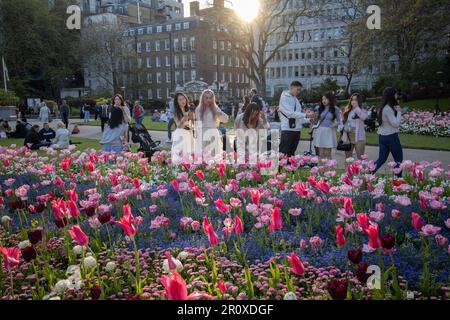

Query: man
[278,81,309,157]
[24,125,51,150]
[60,100,70,129]
[132,100,145,125]
[39,102,51,123]
[99,102,110,132]
[38,123,56,143]
[18,100,28,122]
[250,88,265,111]
[167,96,176,143]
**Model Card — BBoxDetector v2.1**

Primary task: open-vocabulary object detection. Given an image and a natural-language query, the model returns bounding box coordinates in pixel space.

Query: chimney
[214,0,224,8]
[190,1,200,16]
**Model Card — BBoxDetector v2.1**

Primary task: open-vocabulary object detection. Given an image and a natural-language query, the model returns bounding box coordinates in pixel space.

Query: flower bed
[0,146,449,300]
[400,111,450,137]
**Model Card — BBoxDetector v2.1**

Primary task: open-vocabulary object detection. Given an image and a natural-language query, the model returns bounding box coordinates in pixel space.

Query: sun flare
[233,0,260,22]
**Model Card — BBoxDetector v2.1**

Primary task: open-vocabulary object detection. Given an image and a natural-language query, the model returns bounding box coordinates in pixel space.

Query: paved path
[23,118,450,170]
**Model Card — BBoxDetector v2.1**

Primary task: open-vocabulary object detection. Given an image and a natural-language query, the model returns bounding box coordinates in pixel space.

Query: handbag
[337,130,352,151]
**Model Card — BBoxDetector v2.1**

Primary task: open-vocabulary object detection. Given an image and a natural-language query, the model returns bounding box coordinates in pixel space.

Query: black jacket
[39,128,56,142]
[24,130,41,147]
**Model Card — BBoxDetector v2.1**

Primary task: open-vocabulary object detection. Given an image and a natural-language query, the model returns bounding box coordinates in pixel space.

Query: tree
[206,0,324,99]
[0,0,82,98]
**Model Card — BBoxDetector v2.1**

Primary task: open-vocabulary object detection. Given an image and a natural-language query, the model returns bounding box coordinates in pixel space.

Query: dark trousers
[280,130,301,157]
[167,118,176,140]
[100,117,108,132]
[374,133,403,177]
[62,115,69,129]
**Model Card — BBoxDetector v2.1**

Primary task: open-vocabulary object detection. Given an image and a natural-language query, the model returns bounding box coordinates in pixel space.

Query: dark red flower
[34,203,46,213]
[347,248,363,264]
[21,245,37,262]
[326,279,348,300]
[90,284,102,300]
[126,295,141,300]
[84,206,96,217]
[54,217,69,229]
[355,262,370,284]
[28,228,43,245]
[9,199,24,210]
[97,214,113,224]
[381,233,396,250]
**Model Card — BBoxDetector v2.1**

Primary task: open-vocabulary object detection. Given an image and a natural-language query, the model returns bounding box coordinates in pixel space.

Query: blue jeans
[102,145,122,153]
[84,111,90,122]
[374,133,403,177]
[135,116,144,125]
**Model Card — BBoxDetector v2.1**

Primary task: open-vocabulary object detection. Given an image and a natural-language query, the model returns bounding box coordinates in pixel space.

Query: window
[220,55,225,66]
[190,54,196,67]
[138,28,144,35]
[156,72,161,83]
[137,58,142,68]
[214,71,218,82]
[173,38,179,51]
[155,40,160,51]
[147,73,152,84]
[157,26,162,33]
[156,56,161,67]
[136,42,142,53]
[165,56,170,67]
[182,54,187,68]
[157,88,161,99]
[213,40,217,50]
[146,57,151,68]
[147,89,153,99]
[213,54,218,65]
[166,24,172,32]
[175,23,181,30]
[220,41,225,50]
[183,22,189,29]
[190,37,196,50]
[166,72,171,83]
[146,42,151,52]
[165,40,170,51]
[174,55,179,68]
[182,37,187,51]
[191,69,196,81]
[147,27,152,34]
[175,71,181,84]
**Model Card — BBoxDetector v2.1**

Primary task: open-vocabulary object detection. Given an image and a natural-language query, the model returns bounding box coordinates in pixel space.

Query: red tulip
[195,170,204,180]
[214,198,231,214]
[161,271,211,300]
[366,223,381,249]
[170,179,179,192]
[234,215,244,234]
[51,198,68,221]
[67,200,80,218]
[115,208,137,238]
[411,212,423,230]
[85,161,95,172]
[419,196,428,210]
[68,225,89,246]
[188,179,196,188]
[357,213,369,232]
[217,280,227,294]
[327,279,348,300]
[217,163,225,177]
[286,251,305,275]
[206,224,219,246]
[250,189,261,206]
[0,246,20,270]
[123,204,132,219]
[132,178,140,189]
[316,179,330,194]
[335,225,346,246]
[191,186,204,198]
[60,158,72,171]
[343,197,354,216]
[66,189,78,202]
[268,207,283,232]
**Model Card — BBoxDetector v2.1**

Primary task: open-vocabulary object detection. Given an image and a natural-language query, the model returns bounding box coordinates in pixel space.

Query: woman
[234,102,270,162]
[194,89,229,162]
[24,125,51,150]
[373,87,403,176]
[132,100,145,125]
[112,94,130,141]
[100,104,127,153]
[313,92,340,159]
[171,92,195,164]
[241,96,250,114]
[54,121,70,149]
[82,103,90,123]
[340,93,368,159]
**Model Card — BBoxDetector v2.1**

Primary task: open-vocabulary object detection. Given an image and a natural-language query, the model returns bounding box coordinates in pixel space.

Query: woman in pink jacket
[340,93,368,159]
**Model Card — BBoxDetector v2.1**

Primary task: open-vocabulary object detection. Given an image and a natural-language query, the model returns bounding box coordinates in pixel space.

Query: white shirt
[377,105,402,136]
[278,90,308,131]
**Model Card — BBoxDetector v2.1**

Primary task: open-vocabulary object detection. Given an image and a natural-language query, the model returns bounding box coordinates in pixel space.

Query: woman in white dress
[171,92,195,164]
[194,90,229,162]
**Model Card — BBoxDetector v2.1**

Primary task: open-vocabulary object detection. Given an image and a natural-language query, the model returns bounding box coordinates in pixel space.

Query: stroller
[129,124,161,158]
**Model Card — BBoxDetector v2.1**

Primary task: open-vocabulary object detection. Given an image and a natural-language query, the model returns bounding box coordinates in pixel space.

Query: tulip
[286,251,305,275]
[115,214,137,238]
[381,233,395,250]
[98,213,113,224]
[0,246,20,270]
[165,251,177,271]
[66,189,78,202]
[250,189,261,206]
[355,262,369,283]
[67,200,80,218]
[28,228,43,245]
[206,224,219,246]
[268,207,283,233]
[214,198,231,214]
[217,280,227,294]
[347,248,363,264]
[357,213,369,232]
[343,197,354,216]
[195,170,205,180]
[335,225,346,246]
[161,271,211,300]
[411,212,423,230]
[68,225,89,246]
[234,215,244,234]
[327,279,348,300]
[170,179,179,192]
[366,223,381,249]
[90,285,102,300]
[202,216,211,234]
[21,245,37,263]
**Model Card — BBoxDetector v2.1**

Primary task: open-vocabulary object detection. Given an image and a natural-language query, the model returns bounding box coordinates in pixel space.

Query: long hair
[343,93,362,124]
[113,94,125,107]
[377,87,398,126]
[108,106,124,129]
[318,92,337,120]
[242,102,261,128]
[197,89,219,121]
[242,96,250,113]
[173,92,190,121]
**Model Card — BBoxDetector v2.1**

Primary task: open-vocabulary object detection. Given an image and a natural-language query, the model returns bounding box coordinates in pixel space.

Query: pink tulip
[67,200,80,218]
[68,225,89,246]
[202,216,211,234]
[206,224,219,246]
[115,210,137,238]
[336,225,346,246]
[435,235,449,247]
[0,246,20,270]
[234,215,244,234]
[250,189,261,206]
[357,213,369,232]
[195,170,204,180]
[366,223,381,249]
[268,207,283,233]
[217,280,227,294]
[411,212,423,230]
[66,189,78,202]
[419,225,441,236]
[286,251,305,275]
[170,179,179,192]
[161,271,211,300]
[165,251,177,271]
[214,198,231,214]
[343,197,354,216]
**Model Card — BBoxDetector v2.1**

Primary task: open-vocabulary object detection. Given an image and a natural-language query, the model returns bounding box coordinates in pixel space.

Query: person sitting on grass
[24,125,51,150]
[0,119,12,138]
[152,110,161,122]
[53,121,70,149]
[72,124,80,135]
[38,123,56,143]
[9,119,30,139]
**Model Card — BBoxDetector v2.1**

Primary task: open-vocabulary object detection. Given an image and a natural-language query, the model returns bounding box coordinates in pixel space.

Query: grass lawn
[337,97,450,112]
[0,136,102,151]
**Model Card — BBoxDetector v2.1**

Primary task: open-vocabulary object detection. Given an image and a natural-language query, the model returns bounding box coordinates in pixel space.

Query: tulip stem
[132,238,142,296]
[9,271,14,299]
